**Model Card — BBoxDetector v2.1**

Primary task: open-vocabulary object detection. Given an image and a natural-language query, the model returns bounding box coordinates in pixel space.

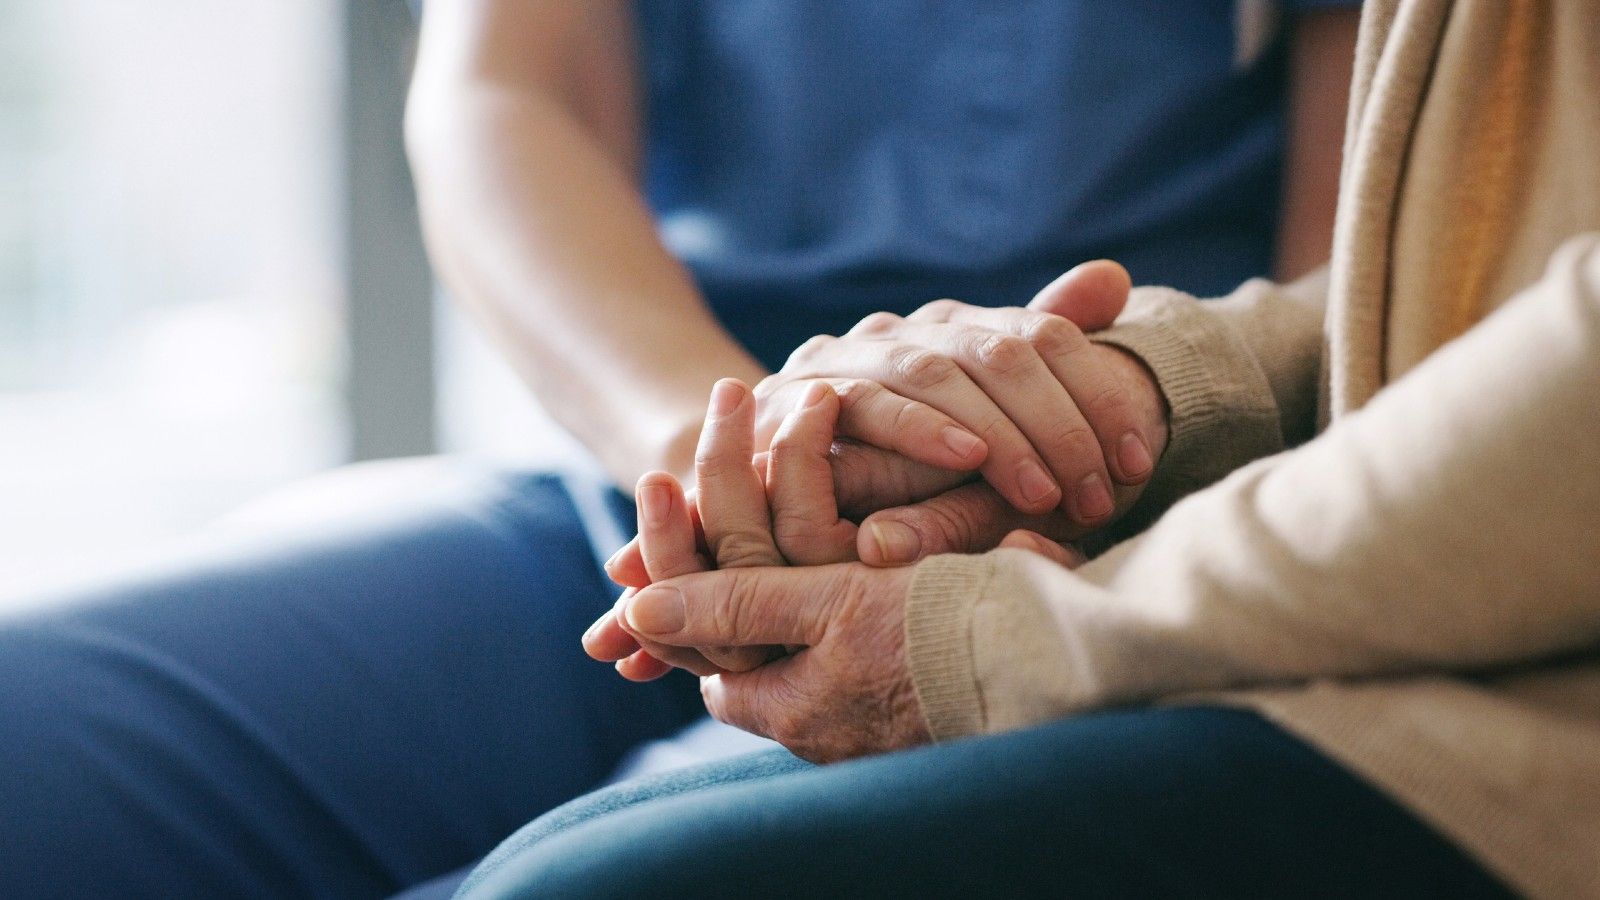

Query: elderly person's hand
[584,375,1084,744]
[627,561,923,762]
[616,533,1081,763]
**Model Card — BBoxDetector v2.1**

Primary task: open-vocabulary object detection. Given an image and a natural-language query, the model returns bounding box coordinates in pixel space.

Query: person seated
[454,2,1600,897]
[0,4,1367,897]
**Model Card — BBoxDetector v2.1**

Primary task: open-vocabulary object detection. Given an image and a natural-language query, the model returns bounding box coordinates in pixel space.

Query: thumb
[623,565,851,647]
[1027,259,1131,332]
[857,482,1079,566]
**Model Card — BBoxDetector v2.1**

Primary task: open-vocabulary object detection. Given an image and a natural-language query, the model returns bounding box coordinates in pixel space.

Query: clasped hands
[583,261,1167,762]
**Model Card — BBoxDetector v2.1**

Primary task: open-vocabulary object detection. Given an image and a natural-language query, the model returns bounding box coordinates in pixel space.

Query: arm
[1275,6,1359,280]
[708,8,1356,555]
[406,0,765,485]
[906,235,1600,739]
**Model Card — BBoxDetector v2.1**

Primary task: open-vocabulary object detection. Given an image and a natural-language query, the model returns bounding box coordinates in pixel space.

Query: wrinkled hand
[616,528,1081,762]
[620,561,925,763]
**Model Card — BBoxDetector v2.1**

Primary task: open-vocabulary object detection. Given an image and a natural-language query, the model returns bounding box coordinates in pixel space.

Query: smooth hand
[607,260,1167,580]
[754,260,1159,525]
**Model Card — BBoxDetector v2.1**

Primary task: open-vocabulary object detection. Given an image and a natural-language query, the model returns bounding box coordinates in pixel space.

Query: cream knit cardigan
[901,2,1600,896]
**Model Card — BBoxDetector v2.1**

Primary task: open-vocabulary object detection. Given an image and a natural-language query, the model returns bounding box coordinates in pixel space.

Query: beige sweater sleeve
[907,235,1600,740]
[1089,269,1327,535]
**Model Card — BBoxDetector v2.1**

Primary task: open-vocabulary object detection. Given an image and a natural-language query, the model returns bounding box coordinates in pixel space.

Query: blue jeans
[459,708,1513,899]
[0,461,704,899]
[0,461,1506,898]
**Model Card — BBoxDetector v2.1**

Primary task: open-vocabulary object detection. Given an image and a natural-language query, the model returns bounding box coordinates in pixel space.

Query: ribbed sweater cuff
[903,553,994,740]
[1091,287,1284,527]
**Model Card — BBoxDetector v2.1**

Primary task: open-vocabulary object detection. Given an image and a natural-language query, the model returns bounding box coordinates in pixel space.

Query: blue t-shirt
[635,0,1353,369]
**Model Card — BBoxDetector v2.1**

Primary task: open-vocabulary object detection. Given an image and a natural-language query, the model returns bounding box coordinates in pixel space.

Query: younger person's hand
[605,261,1168,580]
[754,260,1161,527]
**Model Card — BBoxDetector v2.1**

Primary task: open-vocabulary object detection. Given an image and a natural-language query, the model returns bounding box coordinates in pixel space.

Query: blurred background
[0,2,555,603]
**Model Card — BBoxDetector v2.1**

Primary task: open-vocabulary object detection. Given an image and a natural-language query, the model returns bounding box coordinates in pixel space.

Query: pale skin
[588,267,1162,673]
[408,0,1354,502]
[585,375,1082,762]
[414,3,1356,747]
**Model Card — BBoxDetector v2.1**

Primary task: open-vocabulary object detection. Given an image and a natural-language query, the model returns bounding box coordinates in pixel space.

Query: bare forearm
[407,6,763,485]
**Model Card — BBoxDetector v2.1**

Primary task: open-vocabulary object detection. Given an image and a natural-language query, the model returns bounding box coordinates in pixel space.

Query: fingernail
[868,520,922,564]
[626,586,686,634]
[1016,460,1060,506]
[709,380,742,417]
[603,545,626,571]
[941,426,983,460]
[1076,473,1114,521]
[640,482,671,527]
[801,381,831,409]
[1118,432,1153,479]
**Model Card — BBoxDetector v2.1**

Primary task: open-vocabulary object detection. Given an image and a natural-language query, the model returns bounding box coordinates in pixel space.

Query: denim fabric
[0,461,703,899]
[457,707,1510,900]
[0,470,1508,899]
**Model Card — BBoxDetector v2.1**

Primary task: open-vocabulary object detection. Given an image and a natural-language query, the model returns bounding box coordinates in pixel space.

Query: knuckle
[713,530,780,569]
[710,575,751,638]
[850,311,902,336]
[912,298,964,321]
[1041,420,1100,459]
[889,346,959,391]
[971,412,1017,448]
[908,503,978,554]
[1085,383,1132,417]
[774,518,849,567]
[693,443,745,471]
[772,505,827,541]
[1025,315,1085,355]
[830,378,882,412]
[888,396,931,443]
[785,334,835,368]
[768,437,829,483]
[767,420,806,456]
[975,333,1036,375]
